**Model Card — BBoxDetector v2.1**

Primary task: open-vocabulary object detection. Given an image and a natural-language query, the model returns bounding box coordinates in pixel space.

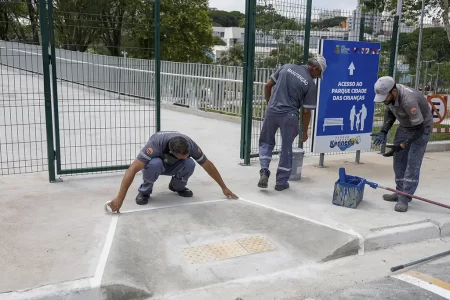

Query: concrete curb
[364,221,442,252]
[436,220,450,238]
[426,142,450,153]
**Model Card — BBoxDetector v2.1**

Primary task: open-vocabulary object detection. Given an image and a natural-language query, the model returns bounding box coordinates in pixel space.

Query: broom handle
[379,185,450,210]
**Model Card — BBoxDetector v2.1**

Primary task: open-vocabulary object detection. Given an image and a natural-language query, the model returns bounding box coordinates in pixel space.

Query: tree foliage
[0,0,39,44]
[209,10,244,27]
[362,0,450,43]
[381,27,450,66]
[0,0,215,62]
[217,44,244,66]
[255,3,303,34]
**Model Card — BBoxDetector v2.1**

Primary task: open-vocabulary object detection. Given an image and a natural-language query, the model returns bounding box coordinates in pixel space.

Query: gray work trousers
[393,126,430,203]
[259,112,299,185]
[138,157,196,195]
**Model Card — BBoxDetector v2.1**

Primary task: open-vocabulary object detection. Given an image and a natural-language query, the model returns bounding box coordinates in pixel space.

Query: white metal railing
[0,40,271,116]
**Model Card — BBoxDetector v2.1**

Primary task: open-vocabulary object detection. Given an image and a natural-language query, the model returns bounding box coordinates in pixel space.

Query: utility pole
[436,62,443,94]
[393,0,403,79]
[415,0,426,89]
[423,60,435,92]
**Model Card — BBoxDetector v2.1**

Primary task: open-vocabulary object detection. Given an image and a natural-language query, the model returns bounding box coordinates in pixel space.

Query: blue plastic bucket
[332,168,366,209]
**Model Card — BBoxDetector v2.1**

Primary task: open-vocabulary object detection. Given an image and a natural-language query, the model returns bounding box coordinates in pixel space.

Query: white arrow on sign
[348,62,355,75]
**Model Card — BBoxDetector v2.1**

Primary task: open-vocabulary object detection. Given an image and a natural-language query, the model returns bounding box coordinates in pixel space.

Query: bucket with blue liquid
[332,168,366,209]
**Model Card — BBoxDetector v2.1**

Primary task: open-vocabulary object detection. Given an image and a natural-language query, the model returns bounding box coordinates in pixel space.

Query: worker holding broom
[371,76,433,213]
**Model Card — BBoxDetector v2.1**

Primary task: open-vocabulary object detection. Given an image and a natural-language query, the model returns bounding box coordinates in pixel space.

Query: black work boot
[275,182,290,191]
[258,169,270,188]
[169,178,193,197]
[395,201,408,212]
[383,193,399,202]
[135,192,150,205]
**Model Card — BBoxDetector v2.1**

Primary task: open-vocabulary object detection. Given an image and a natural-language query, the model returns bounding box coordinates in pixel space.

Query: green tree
[255,3,302,34]
[160,0,214,63]
[0,0,39,43]
[362,0,450,44]
[213,35,226,46]
[382,27,450,67]
[53,0,103,51]
[209,9,244,27]
[122,0,214,62]
[256,43,311,69]
[217,44,244,66]
[99,0,137,56]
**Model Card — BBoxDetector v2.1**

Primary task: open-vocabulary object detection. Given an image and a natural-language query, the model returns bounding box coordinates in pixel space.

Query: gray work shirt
[136,131,207,166]
[265,64,317,117]
[387,85,433,131]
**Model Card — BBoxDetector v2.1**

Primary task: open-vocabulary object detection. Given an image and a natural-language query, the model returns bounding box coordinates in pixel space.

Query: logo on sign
[329,136,361,151]
[335,45,351,54]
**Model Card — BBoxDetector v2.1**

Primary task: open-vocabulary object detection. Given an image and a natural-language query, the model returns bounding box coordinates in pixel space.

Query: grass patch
[372,124,450,143]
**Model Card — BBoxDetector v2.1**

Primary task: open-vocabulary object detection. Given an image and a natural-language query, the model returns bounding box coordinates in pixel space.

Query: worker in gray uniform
[108,131,238,213]
[258,55,327,191]
[371,76,433,213]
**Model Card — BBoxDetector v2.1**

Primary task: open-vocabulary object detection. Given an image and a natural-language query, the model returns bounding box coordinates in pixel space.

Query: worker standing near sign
[372,76,433,212]
[258,55,327,191]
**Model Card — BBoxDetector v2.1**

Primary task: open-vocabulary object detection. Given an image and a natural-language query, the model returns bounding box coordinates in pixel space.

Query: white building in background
[213,27,245,47]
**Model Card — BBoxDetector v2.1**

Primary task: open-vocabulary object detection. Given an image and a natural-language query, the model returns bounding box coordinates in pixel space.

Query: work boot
[169,178,193,197]
[258,169,270,188]
[275,182,290,191]
[135,192,150,205]
[383,193,399,202]
[395,201,408,213]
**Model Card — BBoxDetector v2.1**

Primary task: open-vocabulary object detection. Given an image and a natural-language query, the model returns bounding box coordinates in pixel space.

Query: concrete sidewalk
[1,90,450,299]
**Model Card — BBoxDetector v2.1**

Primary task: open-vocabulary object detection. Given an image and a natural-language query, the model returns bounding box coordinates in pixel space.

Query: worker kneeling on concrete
[371,76,433,213]
[109,131,238,213]
[258,55,327,191]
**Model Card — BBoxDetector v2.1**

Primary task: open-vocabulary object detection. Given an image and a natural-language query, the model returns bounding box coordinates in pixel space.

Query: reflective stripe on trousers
[258,112,299,185]
[393,126,430,203]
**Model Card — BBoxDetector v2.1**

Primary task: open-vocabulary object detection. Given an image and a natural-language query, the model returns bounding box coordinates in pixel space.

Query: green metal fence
[240,0,398,164]
[0,0,161,182]
[0,1,48,176]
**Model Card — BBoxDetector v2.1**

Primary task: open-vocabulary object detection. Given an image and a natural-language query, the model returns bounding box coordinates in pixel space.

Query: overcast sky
[208,0,359,13]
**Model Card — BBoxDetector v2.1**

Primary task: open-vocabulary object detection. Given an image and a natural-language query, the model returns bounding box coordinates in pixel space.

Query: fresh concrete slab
[100,200,358,299]
[150,238,450,300]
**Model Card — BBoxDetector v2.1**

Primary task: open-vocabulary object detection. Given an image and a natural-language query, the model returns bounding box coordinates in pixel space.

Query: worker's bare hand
[109,196,124,213]
[302,132,309,142]
[222,188,239,200]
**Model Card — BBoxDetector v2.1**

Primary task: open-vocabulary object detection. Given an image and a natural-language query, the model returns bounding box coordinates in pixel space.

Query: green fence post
[380,14,400,154]
[244,0,256,165]
[242,0,256,165]
[154,0,161,132]
[359,14,365,42]
[355,13,366,164]
[240,0,250,160]
[38,0,56,183]
[298,0,312,149]
[46,0,62,176]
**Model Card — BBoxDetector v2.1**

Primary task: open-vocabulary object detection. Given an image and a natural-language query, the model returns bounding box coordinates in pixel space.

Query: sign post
[312,40,381,165]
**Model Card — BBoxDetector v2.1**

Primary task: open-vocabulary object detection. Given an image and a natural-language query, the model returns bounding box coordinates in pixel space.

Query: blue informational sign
[312,40,381,154]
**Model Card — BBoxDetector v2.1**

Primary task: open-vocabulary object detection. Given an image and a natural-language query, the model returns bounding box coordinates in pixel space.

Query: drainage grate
[182,236,276,264]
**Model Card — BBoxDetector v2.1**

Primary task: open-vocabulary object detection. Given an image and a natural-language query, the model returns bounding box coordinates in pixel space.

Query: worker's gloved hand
[383,144,404,157]
[371,132,386,146]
